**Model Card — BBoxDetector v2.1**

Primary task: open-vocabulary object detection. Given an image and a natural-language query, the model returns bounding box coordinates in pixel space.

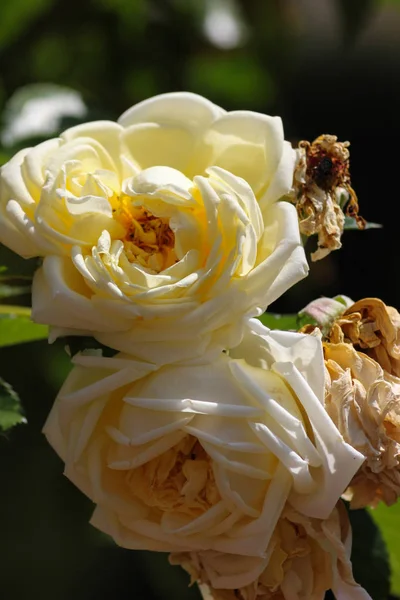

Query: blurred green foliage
[349,507,391,600]
[0,306,48,346]
[0,377,26,432]
[371,503,400,594]
[0,0,400,598]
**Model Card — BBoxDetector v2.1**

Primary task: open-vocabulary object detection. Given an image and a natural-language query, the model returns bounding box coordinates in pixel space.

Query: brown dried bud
[289,134,364,262]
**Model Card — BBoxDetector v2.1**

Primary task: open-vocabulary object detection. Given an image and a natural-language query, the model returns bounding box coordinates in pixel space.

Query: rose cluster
[1,93,378,599]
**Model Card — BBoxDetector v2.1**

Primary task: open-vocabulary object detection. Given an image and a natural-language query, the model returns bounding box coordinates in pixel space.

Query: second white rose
[44,321,364,556]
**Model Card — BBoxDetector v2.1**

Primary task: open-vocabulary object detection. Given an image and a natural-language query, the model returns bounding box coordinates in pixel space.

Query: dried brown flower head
[328,298,400,378]
[299,296,400,508]
[324,341,400,508]
[170,502,367,600]
[290,134,365,262]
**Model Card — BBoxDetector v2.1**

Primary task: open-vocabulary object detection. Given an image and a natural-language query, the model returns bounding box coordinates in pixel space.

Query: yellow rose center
[113,196,177,272]
[125,436,220,516]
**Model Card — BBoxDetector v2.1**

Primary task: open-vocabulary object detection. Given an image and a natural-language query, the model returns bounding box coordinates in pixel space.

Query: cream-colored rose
[44,320,363,555]
[170,501,371,600]
[0,92,307,362]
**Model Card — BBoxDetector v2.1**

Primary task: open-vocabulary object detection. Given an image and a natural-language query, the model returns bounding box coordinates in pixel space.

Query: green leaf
[344,216,382,230]
[369,502,400,595]
[258,312,299,330]
[348,507,391,600]
[0,377,26,432]
[258,312,317,331]
[0,305,48,346]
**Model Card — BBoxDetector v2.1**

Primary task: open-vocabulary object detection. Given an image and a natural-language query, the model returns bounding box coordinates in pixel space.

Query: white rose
[0,92,307,362]
[44,320,363,555]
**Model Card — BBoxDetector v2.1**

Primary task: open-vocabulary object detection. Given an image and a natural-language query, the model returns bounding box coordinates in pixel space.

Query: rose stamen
[113,198,177,272]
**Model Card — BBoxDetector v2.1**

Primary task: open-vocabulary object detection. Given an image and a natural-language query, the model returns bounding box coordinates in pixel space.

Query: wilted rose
[44,320,363,555]
[170,501,371,600]
[0,92,307,362]
[329,298,400,378]
[324,340,400,508]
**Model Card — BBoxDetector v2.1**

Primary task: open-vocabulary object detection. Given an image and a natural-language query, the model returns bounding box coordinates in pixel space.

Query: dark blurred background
[0,0,400,598]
